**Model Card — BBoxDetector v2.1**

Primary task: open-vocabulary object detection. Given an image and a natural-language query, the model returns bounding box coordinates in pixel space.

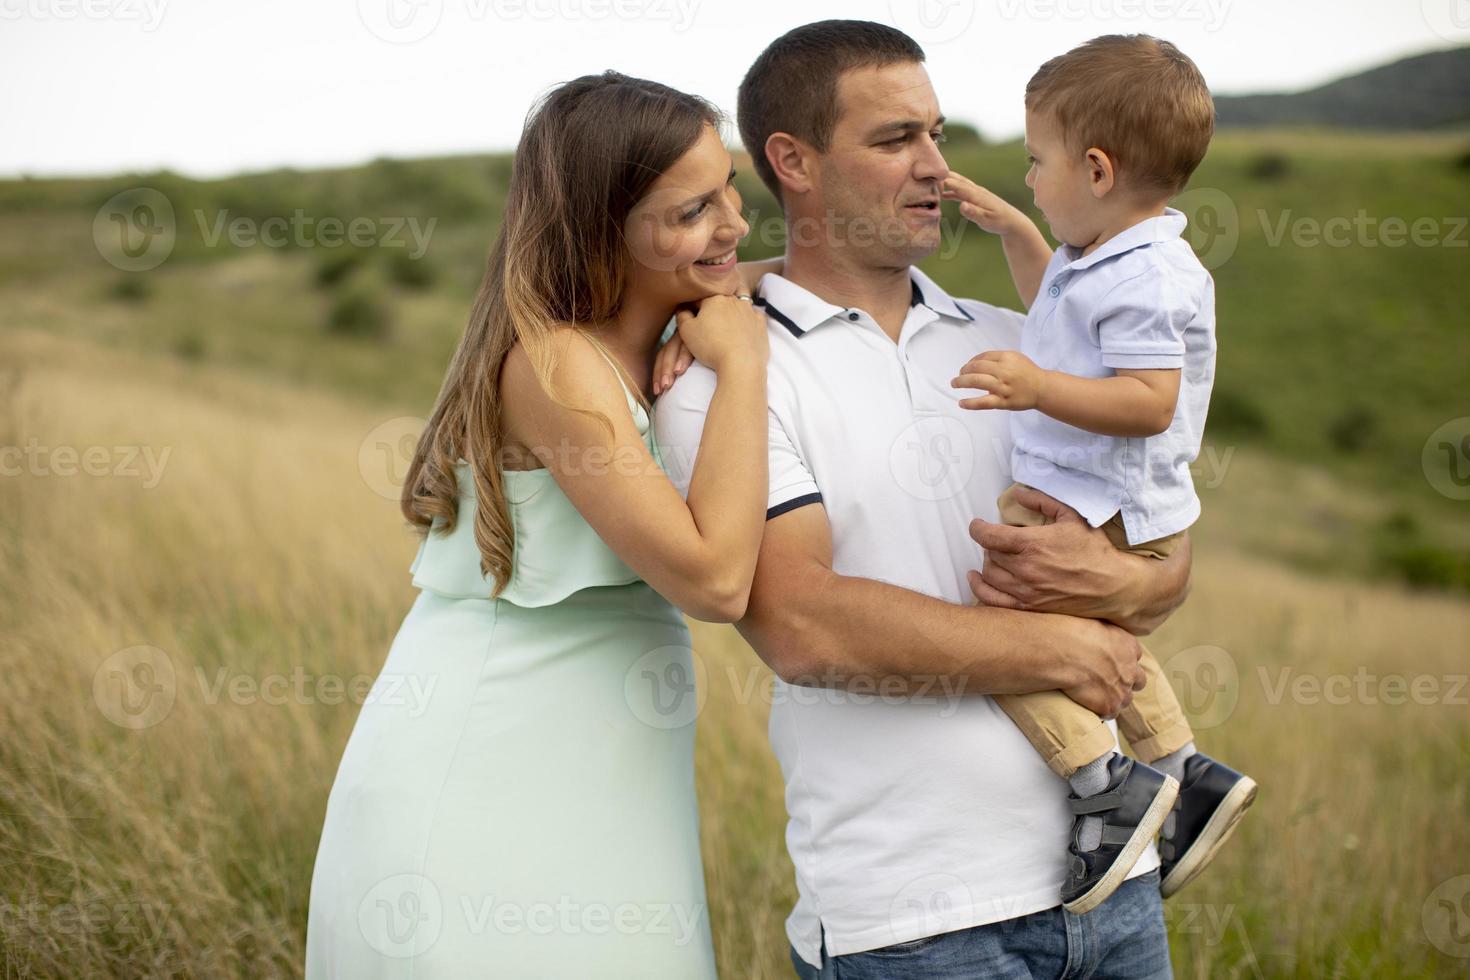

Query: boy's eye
[932,131,947,144]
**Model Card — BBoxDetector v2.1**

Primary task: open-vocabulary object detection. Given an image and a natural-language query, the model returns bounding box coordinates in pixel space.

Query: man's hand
[967,485,1189,635]
[952,350,1047,411]
[1057,616,1147,718]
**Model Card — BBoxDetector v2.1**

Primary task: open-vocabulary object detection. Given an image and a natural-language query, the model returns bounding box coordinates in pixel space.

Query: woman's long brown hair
[400,71,721,595]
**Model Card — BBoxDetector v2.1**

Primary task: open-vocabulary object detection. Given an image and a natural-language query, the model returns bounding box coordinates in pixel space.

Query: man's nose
[913,134,949,182]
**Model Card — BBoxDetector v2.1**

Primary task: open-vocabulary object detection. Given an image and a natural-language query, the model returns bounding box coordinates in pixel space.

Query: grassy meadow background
[1,122,1469,978]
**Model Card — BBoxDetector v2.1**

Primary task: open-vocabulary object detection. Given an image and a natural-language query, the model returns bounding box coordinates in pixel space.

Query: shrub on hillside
[327,286,391,340]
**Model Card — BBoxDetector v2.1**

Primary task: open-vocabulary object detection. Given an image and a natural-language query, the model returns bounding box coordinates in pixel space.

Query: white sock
[1152,742,1196,784]
[1067,752,1117,851]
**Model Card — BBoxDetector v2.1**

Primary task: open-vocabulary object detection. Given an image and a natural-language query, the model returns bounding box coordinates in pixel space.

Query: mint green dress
[305,364,717,978]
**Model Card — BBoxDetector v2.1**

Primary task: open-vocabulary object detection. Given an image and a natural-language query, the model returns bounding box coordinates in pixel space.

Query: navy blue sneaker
[1159,753,1257,899]
[1061,755,1179,914]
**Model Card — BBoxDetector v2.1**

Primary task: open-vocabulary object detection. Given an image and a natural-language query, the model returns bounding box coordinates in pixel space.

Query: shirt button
[1048,284,1061,298]
[847,312,859,321]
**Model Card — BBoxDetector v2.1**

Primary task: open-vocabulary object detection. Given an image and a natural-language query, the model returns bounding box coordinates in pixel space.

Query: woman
[305,72,769,978]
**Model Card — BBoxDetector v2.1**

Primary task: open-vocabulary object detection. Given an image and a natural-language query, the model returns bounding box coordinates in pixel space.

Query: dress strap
[588,341,642,414]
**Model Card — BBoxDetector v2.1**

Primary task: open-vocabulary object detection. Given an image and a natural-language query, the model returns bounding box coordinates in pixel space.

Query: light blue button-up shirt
[1010,207,1216,545]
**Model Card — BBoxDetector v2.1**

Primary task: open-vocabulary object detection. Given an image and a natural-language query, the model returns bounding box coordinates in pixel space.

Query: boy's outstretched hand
[942,171,1027,236]
[943,170,1053,309]
[951,350,1046,411]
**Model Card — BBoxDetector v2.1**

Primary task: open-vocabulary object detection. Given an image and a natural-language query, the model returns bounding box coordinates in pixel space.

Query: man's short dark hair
[738,20,925,202]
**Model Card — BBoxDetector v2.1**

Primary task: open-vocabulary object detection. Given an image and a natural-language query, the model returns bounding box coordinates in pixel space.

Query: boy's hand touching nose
[942,171,1026,236]
[951,350,1047,411]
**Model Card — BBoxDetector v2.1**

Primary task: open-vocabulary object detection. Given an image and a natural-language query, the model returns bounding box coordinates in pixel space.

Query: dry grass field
[2,326,1468,978]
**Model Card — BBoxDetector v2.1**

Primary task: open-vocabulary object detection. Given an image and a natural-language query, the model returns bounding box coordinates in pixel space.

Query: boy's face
[1023,108,1102,249]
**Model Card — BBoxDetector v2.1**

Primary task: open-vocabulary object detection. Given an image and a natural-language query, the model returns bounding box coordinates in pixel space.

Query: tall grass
[1,328,1467,977]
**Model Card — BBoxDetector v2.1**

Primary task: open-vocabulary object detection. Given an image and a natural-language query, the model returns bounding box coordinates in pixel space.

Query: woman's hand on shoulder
[667,294,768,378]
[498,326,758,624]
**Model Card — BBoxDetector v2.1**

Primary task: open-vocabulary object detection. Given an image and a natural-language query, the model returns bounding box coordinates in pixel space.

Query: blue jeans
[790,869,1170,980]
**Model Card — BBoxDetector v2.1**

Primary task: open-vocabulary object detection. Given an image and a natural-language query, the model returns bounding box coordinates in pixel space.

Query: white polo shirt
[653,268,1158,967]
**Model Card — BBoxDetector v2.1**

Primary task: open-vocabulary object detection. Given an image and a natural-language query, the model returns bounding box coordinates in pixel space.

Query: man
[654,20,1189,978]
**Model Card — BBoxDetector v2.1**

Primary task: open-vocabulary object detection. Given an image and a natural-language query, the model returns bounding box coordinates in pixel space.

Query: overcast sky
[3,0,1464,178]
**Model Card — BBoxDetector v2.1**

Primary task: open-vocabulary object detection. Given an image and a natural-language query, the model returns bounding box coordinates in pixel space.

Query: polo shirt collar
[909,266,974,323]
[754,266,971,339]
[1059,207,1187,272]
[752,273,847,339]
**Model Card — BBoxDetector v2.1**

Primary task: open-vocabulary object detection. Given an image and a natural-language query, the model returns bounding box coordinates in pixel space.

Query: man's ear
[1085,146,1117,199]
[765,132,817,198]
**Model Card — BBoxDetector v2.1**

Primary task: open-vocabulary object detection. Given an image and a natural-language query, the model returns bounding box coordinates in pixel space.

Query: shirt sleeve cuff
[766,492,823,521]
[1100,351,1184,370]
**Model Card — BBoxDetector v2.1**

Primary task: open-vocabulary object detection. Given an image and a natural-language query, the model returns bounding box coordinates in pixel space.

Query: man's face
[808,61,948,267]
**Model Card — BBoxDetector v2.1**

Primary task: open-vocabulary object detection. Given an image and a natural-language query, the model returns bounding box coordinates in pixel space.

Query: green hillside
[2,128,1467,590]
[1214,47,1470,130]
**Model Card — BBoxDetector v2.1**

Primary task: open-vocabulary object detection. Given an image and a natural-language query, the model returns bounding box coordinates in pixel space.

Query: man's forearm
[737,568,1080,696]
[968,496,1194,637]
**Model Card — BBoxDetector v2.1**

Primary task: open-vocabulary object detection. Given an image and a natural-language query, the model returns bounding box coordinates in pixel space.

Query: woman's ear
[765,132,815,199]
[1086,146,1116,199]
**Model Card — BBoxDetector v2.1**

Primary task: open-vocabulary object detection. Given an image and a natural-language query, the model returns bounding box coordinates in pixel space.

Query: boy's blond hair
[1025,34,1214,196]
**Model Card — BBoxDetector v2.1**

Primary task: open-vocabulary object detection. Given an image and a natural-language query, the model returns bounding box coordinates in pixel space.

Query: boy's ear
[1085,146,1117,198]
[766,132,818,200]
